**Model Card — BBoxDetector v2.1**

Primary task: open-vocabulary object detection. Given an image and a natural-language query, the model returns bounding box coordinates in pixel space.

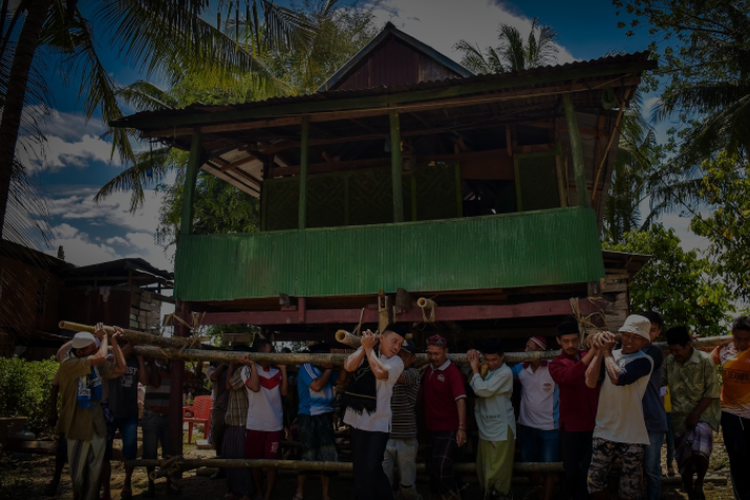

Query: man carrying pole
[664,326,721,500]
[343,324,406,500]
[423,334,467,500]
[57,323,126,500]
[468,338,515,500]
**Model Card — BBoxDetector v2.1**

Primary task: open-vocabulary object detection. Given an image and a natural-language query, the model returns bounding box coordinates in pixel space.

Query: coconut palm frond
[116,80,178,111]
[94,146,175,212]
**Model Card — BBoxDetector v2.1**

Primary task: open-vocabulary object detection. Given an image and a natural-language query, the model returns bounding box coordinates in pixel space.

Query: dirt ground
[0,429,739,500]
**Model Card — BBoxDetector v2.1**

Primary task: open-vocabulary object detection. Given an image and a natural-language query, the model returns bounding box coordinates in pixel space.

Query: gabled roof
[317,21,473,92]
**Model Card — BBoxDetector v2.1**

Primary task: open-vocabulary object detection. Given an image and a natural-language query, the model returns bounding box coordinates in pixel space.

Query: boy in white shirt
[240,339,288,500]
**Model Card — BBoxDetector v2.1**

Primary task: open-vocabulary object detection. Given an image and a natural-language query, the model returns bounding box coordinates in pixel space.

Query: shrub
[0,356,58,435]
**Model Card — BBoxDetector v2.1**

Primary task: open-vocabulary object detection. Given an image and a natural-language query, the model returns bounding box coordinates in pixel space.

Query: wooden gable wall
[333,35,463,91]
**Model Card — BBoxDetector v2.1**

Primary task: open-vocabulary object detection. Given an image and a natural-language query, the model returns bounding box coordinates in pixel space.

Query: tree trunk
[0,0,53,237]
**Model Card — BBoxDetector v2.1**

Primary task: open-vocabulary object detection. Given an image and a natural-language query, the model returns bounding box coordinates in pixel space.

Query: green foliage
[205,324,260,347]
[690,151,750,301]
[454,17,558,74]
[156,170,261,251]
[603,224,737,336]
[0,357,58,435]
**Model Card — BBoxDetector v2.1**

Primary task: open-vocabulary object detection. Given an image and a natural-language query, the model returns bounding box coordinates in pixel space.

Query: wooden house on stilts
[113,23,654,454]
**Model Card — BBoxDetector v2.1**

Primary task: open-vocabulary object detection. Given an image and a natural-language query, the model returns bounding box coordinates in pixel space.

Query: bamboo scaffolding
[132,335,732,366]
[59,321,191,349]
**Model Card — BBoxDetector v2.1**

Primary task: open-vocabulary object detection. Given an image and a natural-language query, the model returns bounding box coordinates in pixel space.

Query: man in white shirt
[511,336,558,500]
[343,324,406,500]
[585,315,654,500]
[240,339,288,500]
[468,338,515,500]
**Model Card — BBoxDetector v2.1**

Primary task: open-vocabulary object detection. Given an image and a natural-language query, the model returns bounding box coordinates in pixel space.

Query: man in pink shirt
[549,320,599,500]
[423,334,467,500]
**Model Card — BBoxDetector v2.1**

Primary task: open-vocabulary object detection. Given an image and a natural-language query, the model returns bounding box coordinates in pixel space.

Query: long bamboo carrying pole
[59,321,191,349]
[132,334,733,366]
[125,458,727,485]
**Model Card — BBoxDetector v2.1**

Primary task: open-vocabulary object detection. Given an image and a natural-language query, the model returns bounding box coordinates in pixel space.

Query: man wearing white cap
[57,323,126,500]
[584,315,654,500]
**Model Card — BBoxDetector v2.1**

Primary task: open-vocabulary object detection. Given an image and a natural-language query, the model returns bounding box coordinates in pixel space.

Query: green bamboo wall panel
[175,207,605,301]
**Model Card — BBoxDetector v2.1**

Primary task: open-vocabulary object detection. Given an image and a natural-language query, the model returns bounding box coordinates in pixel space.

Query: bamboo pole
[335,329,361,348]
[59,321,191,349]
[417,297,436,322]
[126,458,728,485]
[127,458,563,473]
[133,335,732,366]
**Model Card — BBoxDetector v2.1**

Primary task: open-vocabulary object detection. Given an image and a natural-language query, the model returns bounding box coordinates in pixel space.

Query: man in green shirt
[57,324,126,500]
[663,326,721,500]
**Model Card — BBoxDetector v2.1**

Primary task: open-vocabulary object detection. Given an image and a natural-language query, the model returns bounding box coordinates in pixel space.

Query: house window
[36,278,47,316]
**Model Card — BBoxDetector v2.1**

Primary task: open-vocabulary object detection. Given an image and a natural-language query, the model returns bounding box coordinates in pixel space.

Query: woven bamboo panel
[415,162,459,220]
[264,178,299,231]
[348,169,393,225]
[308,176,347,228]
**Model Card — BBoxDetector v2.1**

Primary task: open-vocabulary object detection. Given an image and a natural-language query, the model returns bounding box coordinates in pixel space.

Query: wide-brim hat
[618,314,651,341]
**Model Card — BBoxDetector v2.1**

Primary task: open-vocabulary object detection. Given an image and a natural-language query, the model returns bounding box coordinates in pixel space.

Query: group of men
[47,314,750,500]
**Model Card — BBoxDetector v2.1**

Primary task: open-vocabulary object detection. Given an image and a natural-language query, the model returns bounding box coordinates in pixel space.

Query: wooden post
[181,130,202,236]
[562,94,590,209]
[168,302,189,458]
[389,109,404,222]
[298,115,310,229]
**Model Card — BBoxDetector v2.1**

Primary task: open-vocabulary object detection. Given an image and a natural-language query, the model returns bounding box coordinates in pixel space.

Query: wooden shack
[113,23,655,347]
[0,241,174,359]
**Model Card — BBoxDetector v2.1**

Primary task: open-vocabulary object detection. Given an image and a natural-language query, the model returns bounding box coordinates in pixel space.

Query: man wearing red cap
[511,336,558,500]
[423,334,467,500]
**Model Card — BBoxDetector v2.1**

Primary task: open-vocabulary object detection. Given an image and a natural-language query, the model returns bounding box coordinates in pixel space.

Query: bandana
[66,348,102,410]
[427,334,447,348]
[529,336,547,350]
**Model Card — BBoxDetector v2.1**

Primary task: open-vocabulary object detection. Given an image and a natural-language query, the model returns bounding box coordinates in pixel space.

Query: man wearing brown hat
[57,324,127,500]
[584,315,654,500]
[423,334,467,500]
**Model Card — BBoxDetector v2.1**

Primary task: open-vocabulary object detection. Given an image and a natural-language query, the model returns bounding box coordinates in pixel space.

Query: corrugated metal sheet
[115,52,652,129]
[174,207,605,301]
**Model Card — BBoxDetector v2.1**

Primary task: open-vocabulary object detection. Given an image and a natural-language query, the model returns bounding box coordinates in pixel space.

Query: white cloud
[48,223,120,266]
[46,187,165,235]
[22,105,108,142]
[365,0,576,68]
[656,212,711,255]
[124,231,174,271]
[17,133,121,172]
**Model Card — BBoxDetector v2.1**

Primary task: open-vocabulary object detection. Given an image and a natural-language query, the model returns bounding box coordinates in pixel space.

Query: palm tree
[95,0,377,211]
[454,17,558,74]
[0,0,315,241]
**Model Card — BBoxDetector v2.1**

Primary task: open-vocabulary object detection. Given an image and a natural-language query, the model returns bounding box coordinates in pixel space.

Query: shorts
[519,424,560,462]
[142,409,170,460]
[105,415,139,460]
[245,429,283,460]
[298,413,338,476]
[587,437,644,498]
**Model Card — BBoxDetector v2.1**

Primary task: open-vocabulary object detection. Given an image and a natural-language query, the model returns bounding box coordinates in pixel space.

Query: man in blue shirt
[294,342,340,500]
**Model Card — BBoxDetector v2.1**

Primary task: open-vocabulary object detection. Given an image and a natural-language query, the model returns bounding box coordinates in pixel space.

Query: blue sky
[17,0,707,273]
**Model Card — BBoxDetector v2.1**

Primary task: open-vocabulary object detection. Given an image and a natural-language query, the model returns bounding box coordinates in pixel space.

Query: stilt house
[114,23,654,347]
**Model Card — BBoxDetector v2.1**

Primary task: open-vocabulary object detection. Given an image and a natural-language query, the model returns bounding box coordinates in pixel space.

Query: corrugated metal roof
[115,51,652,128]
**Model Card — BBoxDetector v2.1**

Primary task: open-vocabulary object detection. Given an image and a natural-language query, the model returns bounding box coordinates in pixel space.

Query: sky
[15,0,708,274]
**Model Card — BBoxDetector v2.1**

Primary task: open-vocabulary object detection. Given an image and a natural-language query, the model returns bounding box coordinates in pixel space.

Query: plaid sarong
[675,422,713,474]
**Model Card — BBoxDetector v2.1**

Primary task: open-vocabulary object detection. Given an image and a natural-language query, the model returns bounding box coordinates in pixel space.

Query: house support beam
[168,302,190,458]
[200,298,602,326]
[389,110,404,222]
[180,130,202,235]
[562,94,590,209]
[298,115,310,229]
